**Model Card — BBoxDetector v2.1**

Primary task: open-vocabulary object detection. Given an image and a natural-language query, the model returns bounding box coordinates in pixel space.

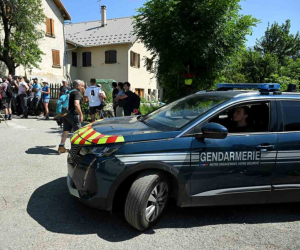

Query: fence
[49,83,62,100]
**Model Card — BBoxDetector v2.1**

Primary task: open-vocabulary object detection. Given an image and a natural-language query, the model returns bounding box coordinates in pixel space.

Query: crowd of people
[0,75,59,120]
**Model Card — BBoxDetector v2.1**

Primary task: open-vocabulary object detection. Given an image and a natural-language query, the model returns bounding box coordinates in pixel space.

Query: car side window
[208,102,270,133]
[281,101,300,132]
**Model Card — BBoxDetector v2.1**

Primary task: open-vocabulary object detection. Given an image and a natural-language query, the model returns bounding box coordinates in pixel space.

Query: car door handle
[256,145,275,152]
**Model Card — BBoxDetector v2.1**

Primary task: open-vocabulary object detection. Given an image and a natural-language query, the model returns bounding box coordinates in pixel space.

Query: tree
[134,0,258,101]
[240,50,279,83]
[255,20,300,66]
[0,0,45,75]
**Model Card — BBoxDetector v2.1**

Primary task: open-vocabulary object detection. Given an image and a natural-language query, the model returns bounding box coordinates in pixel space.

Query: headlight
[79,145,121,157]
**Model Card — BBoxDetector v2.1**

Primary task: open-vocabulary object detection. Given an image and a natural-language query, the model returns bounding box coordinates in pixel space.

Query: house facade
[1,0,71,82]
[65,7,160,101]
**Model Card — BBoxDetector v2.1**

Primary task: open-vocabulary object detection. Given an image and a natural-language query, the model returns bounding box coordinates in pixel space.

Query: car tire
[124,171,170,231]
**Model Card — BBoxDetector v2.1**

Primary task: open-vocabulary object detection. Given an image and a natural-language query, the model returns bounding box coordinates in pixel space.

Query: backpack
[56,89,76,115]
[131,92,141,110]
[6,83,13,98]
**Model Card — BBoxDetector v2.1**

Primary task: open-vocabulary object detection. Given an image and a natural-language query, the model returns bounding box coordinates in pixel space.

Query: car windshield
[143,94,230,131]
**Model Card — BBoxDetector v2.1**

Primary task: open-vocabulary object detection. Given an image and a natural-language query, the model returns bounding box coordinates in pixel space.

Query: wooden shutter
[135,89,139,95]
[72,52,77,67]
[51,19,55,36]
[130,51,133,67]
[82,52,86,66]
[105,51,109,64]
[138,54,140,68]
[52,50,60,66]
[46,18,51,35]
[140,89,144,98]
[111,50,117,63]
[86,52,91,66]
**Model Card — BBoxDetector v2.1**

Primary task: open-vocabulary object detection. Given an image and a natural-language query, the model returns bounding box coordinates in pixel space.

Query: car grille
[69,144,83,165]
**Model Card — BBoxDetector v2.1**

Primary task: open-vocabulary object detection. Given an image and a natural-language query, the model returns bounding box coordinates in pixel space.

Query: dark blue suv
[67,83,300,231]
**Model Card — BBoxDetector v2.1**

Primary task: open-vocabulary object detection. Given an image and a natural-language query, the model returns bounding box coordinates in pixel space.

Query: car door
[190,100,278,206]
[269,100,300,203]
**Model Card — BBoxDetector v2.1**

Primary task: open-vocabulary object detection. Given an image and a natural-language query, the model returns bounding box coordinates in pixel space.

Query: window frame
[105,50,117,64]
[130,51,140,68]
[182,99,277,137]
[279,99,300,133]
[46,18,55,37]
[146,58,153,72]
[72,52,77,67]
[52,49,60,67]
[135,88,144,98]
[82,51,92,67]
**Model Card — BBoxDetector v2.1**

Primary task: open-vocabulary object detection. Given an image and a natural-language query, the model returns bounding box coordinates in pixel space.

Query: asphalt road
[1,116,300,250]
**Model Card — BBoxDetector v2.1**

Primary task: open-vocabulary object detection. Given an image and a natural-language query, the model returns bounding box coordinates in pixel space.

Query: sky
[62,0,300,47]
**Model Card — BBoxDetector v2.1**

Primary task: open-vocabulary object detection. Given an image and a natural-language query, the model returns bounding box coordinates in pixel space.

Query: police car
[67,83,300,231]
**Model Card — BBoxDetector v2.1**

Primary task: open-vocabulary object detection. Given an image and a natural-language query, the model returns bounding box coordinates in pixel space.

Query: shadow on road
[25,145,58,155]
[27,177,300,242]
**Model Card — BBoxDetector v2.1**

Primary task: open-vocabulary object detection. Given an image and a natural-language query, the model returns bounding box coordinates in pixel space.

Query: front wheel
[124,171,169,231]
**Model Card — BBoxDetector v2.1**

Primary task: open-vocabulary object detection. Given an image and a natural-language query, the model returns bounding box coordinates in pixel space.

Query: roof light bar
[217,83,280,91]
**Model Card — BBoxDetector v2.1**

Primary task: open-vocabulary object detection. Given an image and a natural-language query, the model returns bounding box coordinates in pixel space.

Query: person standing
[8,74,18,114]
[118,82,141,116]
[59,79,70,98]
[41,79,51,120]
[17,76,29,118]
[83,78,103,122]
[0,76,13,120]
[58,80,84,154]
[115,82,125,117]
[112,81,119,117]
[32,77,43,116]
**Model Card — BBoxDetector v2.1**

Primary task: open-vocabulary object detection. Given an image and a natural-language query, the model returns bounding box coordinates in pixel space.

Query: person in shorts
[32,77,43,116]
[41,78,51,120]
[0,76,12,120]
[58,80,84,154]
[83,78,105,122]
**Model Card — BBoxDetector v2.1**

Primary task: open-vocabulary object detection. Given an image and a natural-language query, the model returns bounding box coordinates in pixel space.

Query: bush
[140,105,160,115]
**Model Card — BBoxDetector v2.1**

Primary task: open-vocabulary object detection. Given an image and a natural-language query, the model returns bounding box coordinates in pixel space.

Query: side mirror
[195,123,228,140]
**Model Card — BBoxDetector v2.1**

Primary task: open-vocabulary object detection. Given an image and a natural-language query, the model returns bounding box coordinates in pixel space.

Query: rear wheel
[124,171,169,231]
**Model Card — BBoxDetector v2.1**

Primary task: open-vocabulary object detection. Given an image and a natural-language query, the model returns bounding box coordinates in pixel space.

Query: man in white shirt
[17,76,29,118]
[83,78,106,122]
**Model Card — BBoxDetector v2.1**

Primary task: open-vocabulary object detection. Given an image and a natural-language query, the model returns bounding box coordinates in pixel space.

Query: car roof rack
[216,83,282,95]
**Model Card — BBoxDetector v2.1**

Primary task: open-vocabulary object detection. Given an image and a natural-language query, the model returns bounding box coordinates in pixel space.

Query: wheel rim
[145,182,168,222]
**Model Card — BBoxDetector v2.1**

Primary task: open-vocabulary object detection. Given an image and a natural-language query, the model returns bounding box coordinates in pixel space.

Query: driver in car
[229,106,254,133]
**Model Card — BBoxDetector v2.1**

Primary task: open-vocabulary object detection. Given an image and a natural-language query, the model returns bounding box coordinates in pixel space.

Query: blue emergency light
[217,83,280,91]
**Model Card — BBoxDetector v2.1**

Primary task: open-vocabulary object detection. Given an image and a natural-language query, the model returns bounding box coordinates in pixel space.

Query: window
[105,50,117,64]
[46,18,55,37]
[52,50,60,67]
[72,52,77,67]
[146,58,153,71]
[135,88,144,98]
[208,102,270,133]
[143,95,229,131]
[82,52,91,67]
[130,51,140,68]
[281,101,300,132]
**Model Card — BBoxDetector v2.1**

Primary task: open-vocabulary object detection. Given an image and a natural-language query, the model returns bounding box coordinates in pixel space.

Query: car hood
[71,116,180,145]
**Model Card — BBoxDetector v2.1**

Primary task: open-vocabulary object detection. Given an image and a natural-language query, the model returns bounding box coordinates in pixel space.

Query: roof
[197,90,300,100]
[53,0,71,21]
[65,17,137,47]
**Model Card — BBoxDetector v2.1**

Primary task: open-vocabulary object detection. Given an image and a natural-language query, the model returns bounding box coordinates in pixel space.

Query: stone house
[65,6,160,101]
[1,0,71,83]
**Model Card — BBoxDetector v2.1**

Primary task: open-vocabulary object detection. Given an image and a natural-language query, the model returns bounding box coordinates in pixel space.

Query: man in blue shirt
[32,77,42,116]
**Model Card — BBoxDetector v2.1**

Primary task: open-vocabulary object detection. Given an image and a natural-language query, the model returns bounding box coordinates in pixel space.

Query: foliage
[140,104,160,115]
[255,20,300,65]
[101,85,112,103]
[0,0,45,75]
[134,0,259,102]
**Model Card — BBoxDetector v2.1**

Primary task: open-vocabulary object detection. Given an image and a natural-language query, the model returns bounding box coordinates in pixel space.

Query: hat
[32,76,38,80]
[41,78,48,83]
[62,79,67,82]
